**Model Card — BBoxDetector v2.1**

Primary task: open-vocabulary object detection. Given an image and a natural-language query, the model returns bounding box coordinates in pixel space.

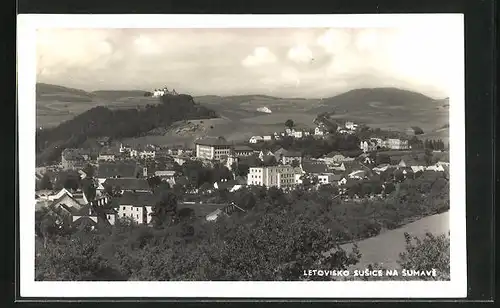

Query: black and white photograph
[18,14,466,298]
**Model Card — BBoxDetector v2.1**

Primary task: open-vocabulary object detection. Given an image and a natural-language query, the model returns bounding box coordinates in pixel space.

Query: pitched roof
[234,176,247,185]
[97,162,140,178]
[119,191,159,206]
[177,202,229,217]
[103,178,150,191]
[215,180,237,190]
[301,161,329,174]
[194,136,231,146]
[99,147,117,155]
[325,151,343,158]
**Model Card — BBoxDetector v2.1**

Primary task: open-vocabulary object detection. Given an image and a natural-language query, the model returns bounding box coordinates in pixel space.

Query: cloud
[35,24,462,98]
[241,47,277,67]
[287,45,314,64]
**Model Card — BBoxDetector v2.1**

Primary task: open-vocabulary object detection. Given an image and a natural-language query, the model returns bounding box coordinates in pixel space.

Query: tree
[147,176,162,190]
[151,190,178,227]
[384,182,396,194]
[232,162,249,177]
[424,149,433,166]
[291,160,300,168]
[82,164,95,178]
[398,232,450,280]
[55,171,81,191]
[37,174,53,190]
[285,119,295,129]
[81,178,96,201]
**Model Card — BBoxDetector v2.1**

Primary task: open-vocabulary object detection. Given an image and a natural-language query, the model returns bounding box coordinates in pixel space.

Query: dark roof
[73,205,95,216]
[97,162,140,178]
[62,148,88,161]
[96,206,117,214]
[282,150,302,157]
[301,161,329,174]
[119,191,159,206]
[194,136,231,146]
[103,178,150,191]
[72,216,98,229]
[233,145,253,151]
[327,173,342,181]
[238,156,262,167]
[99,147,117,155]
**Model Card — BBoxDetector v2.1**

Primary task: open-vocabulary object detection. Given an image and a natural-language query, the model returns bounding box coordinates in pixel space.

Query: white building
[247,165,296,188]
[293,130,304,139]
[139,150,156,160]
[263,135,273,141]
[117,192,156,225]
[359,140,378,153]
[317,173,341,185]
[194,136,232,160]
[315,126,328,136]
[345,121,358,130]
[384,138,409,150]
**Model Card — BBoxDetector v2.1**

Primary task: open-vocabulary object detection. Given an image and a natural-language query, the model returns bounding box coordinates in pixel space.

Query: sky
[36,25,462,99]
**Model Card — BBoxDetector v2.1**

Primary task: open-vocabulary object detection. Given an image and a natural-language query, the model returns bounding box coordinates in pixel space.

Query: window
[123,213,125,217]
[122,206,125,210]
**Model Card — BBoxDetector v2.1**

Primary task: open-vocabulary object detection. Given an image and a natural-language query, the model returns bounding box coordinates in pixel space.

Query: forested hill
[36,94,218,164]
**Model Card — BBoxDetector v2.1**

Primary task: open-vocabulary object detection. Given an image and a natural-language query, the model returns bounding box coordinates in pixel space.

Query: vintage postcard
[17,14,466,298]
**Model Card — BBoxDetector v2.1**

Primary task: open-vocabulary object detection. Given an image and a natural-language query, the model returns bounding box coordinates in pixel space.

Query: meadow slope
[36,83,449,145]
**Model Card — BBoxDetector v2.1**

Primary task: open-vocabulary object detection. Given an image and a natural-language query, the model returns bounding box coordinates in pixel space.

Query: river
[340,211,450,270]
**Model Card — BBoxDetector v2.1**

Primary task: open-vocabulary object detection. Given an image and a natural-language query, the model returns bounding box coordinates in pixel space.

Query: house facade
[117,192,157,225]
[359,140,378,153]
[195,137,232,160]
[281,151,302,165]
[384,138,409,150]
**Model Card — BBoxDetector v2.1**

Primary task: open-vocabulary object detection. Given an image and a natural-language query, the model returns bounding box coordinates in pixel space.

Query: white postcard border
[17,14,466,298]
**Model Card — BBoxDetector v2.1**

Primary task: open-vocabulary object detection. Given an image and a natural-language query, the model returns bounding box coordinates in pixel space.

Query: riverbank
[341,211,450,270]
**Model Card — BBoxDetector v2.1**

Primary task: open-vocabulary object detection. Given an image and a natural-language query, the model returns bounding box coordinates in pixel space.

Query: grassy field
[36,83,450,145]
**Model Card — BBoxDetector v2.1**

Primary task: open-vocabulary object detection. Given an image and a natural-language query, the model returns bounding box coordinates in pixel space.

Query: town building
[262,135,273,141]
[97,148,116,162]
[314,125,328,136]
[139,150,156,160]
[249,136,264,144]
[281,151,302,165]
[384,138,410,150]
[232,145,254,157]
[194,136,232,160]
[318,173,342,185]
[117,191,158,225]
[359,140,378,153]
[101,178,151,193]
[345,121,358,130]
[61,148,91,169]
[247,165,296,188]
